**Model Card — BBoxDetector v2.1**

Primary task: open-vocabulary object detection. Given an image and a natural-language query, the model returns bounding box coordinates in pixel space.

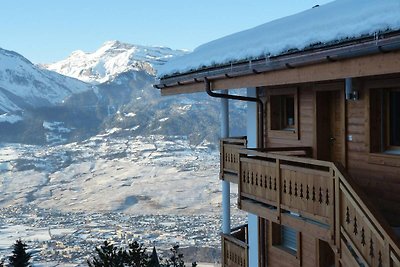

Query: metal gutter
[205,78,264,149]
[155,32,400,89]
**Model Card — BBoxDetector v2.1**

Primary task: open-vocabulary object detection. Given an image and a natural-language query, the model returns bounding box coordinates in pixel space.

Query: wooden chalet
[155,1,400,266]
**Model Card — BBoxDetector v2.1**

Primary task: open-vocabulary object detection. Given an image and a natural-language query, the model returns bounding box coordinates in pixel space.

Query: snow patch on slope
[0,48,93,113]
[0,113,22,124]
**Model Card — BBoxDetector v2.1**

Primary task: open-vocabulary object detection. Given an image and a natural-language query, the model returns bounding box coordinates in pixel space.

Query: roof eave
[155,32,400,92]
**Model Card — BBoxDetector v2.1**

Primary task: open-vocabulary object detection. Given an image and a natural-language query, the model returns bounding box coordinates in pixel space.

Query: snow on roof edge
[157,0,400,78]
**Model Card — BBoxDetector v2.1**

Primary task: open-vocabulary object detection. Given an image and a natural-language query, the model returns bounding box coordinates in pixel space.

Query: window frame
[386,89,400,150]
[368,84,400,166]
[270,222,300,257]
[267,87,299,140]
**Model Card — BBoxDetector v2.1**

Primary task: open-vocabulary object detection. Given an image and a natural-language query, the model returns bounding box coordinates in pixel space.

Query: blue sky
[0,0,333,64]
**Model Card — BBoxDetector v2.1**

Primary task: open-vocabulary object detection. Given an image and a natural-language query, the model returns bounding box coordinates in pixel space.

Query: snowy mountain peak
[0,47,92,114]
[45,41,187,84]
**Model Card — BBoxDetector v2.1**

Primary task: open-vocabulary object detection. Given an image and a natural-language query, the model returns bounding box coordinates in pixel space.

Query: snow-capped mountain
[0,42,245,146]
[45,40,187,84]
[0,48,93,114]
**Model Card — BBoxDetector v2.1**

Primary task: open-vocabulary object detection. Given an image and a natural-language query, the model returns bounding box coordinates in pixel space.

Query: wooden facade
[220,144,400,266]
[211,54,400,265]
[158,29,400,267]
[258,76,400,226]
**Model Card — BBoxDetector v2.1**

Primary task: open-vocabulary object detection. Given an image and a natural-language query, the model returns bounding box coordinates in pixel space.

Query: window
[271,222,298,255]
[270,95,295,131]
[267,88,299,139]
[370,88,400,154]
[389,90,400,148]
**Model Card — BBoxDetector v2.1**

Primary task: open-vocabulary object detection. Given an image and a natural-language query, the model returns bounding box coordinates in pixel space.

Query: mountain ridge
[0,47,93,114]
[0,42,245,147]
[44,40,188,84]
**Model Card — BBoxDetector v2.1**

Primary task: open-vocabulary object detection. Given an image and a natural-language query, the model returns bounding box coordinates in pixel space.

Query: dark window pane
[285,96,295,128]
[270,95,295,130]
[390,91,400,146]
[281,225,297,252]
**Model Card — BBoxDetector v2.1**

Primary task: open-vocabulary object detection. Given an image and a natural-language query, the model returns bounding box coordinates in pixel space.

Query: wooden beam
[160,82,204,96]
[212,51,400,90]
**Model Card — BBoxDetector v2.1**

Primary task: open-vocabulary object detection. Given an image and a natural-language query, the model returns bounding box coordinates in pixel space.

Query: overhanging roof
[155,0,400,95]
[156,33,400,95]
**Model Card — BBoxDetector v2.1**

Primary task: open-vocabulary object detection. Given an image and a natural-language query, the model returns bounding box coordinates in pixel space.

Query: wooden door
[316,89,345,166]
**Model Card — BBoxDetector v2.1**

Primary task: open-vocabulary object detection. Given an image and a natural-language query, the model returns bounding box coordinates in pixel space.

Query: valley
[0,40,246,266]
[0,131,245,265]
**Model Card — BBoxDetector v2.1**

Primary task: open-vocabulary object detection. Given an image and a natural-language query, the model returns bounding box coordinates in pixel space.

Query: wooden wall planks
[261,74,400,226]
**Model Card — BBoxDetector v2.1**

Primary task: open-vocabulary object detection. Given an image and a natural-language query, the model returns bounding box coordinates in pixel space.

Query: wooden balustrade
[239,150,333,226]
[220,137,247,183]
[335,165,400,267]
[280,163,333,225]
[222,224,248,267]
[225,145,400,266]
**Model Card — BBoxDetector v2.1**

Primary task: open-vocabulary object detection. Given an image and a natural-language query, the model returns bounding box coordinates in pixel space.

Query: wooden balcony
[221,224,248,267]
[220,137,247,183]
[220,137,311,184]
[221,145,400,266]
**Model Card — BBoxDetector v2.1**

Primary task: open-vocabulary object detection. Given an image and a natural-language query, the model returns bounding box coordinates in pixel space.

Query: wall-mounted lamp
[345,78,359,101]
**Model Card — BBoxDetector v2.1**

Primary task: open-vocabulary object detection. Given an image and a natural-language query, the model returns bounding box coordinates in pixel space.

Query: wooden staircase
[220,138,400,267]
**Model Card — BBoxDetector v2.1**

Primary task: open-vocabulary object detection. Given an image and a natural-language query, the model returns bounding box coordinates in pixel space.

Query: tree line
[1,239,196,267]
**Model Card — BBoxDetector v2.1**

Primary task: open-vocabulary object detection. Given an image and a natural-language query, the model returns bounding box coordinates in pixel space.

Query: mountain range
[0,41,246,147]
[44,40,187,84]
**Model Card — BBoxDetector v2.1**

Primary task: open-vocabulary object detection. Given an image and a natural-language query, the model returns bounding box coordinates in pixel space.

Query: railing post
[334,168,341,265]
[276,158,281,223]
[329,166,342,267]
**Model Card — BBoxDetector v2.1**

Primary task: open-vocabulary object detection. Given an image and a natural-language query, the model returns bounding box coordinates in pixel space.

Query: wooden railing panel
[340,182,389,267]
[222,238,247,267]
[220,137,247,182]
[222,225,248,267]
[280,164,333,223]
[240,158,277,205]
[223,144,242,173]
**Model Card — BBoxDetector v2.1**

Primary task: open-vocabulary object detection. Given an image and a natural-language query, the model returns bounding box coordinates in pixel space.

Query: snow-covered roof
[158,0,400,78]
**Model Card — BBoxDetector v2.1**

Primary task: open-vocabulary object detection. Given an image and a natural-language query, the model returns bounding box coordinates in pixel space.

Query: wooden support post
[220,139,224,180]
[335,170,341,259]
[238,156,243,210]
[276,158,281,223]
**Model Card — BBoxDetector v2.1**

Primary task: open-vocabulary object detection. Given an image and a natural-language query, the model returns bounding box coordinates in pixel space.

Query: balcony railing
[239,149,333,226]
[234,148,400,266]
[220,137,311,184]
[220,137,247,183]
[221,224,248,267]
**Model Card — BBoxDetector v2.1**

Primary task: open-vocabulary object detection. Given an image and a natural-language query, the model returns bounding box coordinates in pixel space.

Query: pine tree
[8,239,31,267]
[87,241,125,267]
[124,241,149,267]
[165,245,185,267]
[148,247,160,267]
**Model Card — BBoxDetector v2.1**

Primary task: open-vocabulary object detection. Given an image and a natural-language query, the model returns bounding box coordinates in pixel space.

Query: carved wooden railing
[221,224,248,267]
[234,149,400,266]
[335,164,400,267]
[220,137,247,183]
[220,137,312,184]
